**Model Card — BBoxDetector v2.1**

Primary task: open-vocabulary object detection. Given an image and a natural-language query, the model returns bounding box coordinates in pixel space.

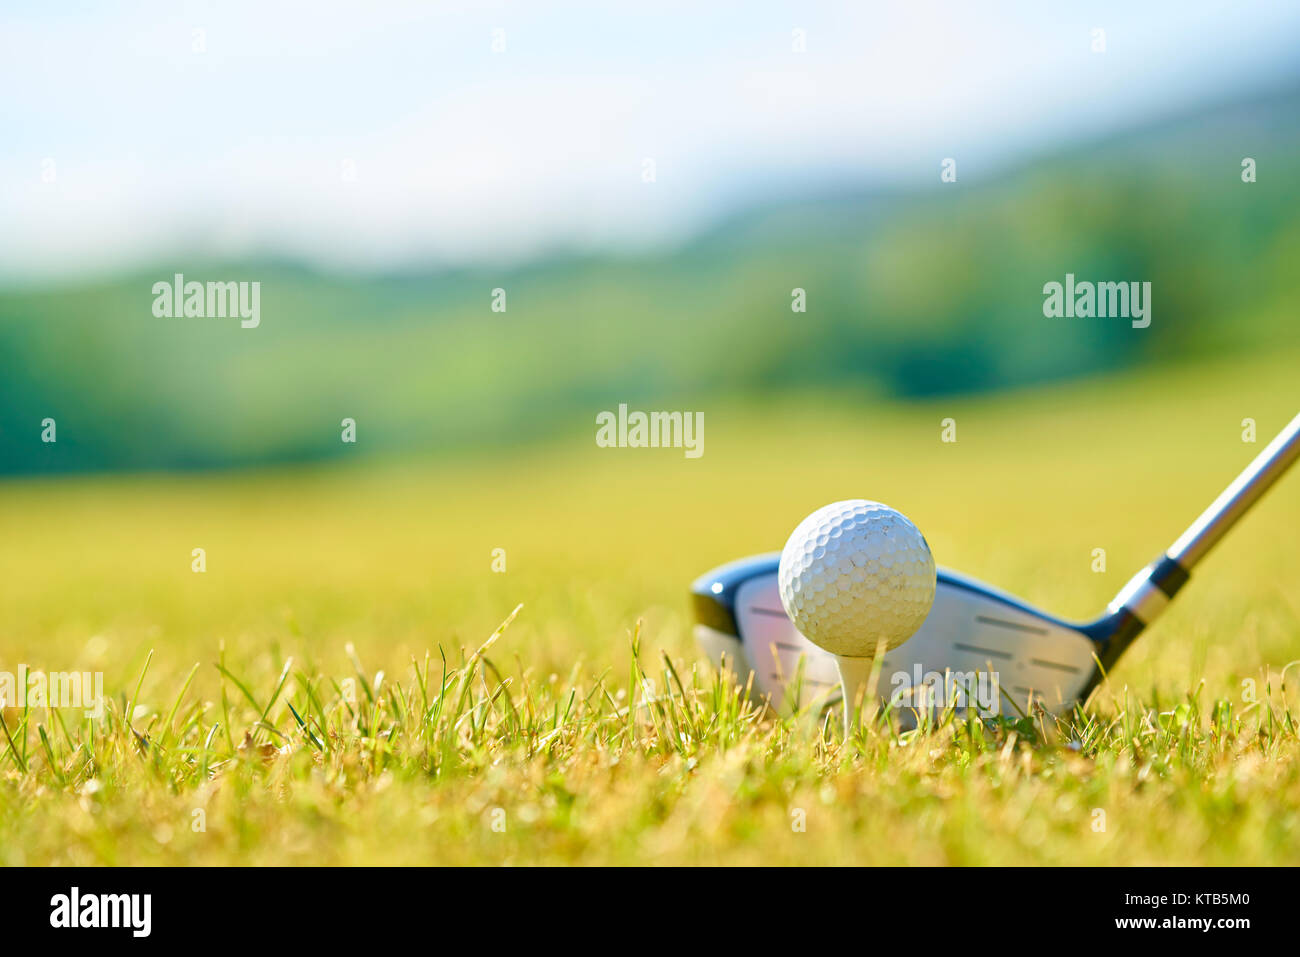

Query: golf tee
[835,655,876,738]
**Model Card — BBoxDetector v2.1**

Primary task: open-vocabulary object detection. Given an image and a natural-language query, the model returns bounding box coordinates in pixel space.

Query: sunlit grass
[1,349,1298,865]
[2,621,1299,866]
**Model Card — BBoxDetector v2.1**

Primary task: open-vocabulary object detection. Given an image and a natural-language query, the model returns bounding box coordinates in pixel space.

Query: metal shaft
[1167,412,1300,570]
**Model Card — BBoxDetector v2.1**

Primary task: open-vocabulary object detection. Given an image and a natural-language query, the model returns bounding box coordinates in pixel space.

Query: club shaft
[1167,412,1300,570]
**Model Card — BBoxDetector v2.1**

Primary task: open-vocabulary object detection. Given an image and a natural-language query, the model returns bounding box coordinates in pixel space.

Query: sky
[2,0,1299,281]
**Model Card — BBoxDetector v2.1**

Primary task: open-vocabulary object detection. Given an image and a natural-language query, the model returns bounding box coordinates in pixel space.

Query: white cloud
[1,0,1298,279]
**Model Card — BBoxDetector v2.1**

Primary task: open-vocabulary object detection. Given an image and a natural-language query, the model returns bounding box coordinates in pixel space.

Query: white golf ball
[778,500,936,658]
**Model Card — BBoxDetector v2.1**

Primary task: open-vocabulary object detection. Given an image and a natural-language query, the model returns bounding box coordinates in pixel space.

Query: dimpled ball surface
[778,500,936,657]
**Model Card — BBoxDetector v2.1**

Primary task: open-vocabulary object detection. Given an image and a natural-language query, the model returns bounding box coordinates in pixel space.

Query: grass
[1,349,1299,865]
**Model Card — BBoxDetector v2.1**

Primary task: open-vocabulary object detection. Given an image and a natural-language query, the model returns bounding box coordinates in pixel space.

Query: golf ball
[777,500,936,657]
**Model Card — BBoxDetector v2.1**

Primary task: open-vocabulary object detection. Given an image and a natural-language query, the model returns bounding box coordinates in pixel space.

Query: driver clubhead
[692,554,1110,720]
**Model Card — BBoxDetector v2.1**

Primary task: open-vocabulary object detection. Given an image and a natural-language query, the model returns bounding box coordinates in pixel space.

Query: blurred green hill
[2,85,1298,475]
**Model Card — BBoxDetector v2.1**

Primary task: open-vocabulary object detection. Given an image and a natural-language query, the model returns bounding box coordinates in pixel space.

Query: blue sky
[2,1,1299,279]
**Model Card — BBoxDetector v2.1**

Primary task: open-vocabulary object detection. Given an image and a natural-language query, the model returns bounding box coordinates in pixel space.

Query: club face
[692,555,1107,718]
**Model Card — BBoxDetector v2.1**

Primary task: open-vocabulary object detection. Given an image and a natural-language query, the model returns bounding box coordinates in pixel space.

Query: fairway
[2,348,1298,866]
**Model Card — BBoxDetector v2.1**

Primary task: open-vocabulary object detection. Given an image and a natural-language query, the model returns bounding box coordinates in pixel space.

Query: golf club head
[692,554,1116,720]
[692,415,1300,722]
